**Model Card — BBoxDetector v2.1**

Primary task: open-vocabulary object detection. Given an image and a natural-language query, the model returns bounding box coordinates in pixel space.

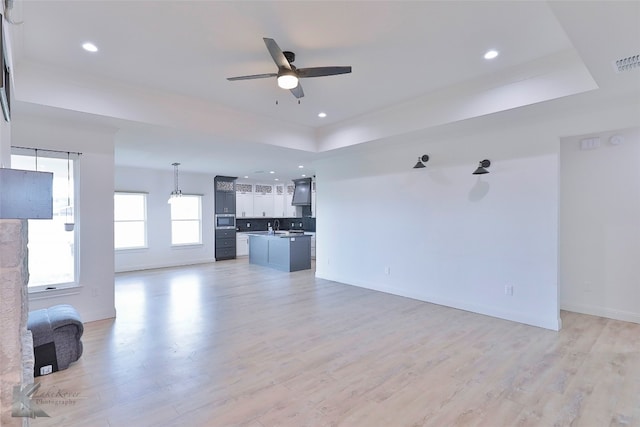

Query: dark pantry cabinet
[214,176,237,261]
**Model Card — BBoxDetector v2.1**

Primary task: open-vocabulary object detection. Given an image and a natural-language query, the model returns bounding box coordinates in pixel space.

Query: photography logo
[12,383,50,418]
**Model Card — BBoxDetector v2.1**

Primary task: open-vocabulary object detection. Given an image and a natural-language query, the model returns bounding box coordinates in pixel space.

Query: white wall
[0,114,9,167]
[12,115,116,323]
[0,3,12,167]
[315,94,640,331]
[560,127,640,323]
[115,166,215,272]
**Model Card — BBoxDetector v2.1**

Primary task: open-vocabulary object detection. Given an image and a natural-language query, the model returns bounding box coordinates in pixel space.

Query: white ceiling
[7,1,640,180]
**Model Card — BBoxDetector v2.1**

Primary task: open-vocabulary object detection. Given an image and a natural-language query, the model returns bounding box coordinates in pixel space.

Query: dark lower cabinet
[215,229,236,260]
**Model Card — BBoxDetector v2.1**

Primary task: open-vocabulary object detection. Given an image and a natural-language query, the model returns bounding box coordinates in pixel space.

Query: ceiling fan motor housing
[283,51,296,64]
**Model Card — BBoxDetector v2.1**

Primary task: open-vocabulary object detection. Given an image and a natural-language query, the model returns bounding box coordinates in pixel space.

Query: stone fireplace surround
[1,220,35,427]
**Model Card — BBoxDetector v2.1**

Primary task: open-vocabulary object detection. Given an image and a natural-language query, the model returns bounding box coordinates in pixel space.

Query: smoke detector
[613,55,640,73]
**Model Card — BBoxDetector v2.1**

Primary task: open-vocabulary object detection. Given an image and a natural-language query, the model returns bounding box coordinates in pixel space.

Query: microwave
[215,214,236,229]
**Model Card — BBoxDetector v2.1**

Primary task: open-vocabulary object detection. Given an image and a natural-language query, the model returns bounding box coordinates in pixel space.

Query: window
[114,192,147,249]
[10,150,78,289]
[171,195,202,245]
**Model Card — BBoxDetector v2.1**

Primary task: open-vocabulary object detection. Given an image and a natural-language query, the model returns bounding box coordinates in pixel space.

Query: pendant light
[168,162,183,204]
[64,152,74,231]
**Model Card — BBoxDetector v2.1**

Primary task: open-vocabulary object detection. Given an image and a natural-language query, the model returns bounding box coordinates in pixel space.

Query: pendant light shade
[413,154,429,169]
[473,159,491,175]
[168,162,183,204]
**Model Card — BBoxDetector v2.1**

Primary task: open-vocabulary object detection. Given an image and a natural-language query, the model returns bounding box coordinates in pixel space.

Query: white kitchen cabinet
[285,184,298,217]
[273,184,286,217]
[253,184,274,218]
[236,233,249,257]
[236,183,254,218]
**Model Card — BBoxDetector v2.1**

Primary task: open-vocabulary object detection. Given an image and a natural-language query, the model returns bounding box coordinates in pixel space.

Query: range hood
[291,178,312,206]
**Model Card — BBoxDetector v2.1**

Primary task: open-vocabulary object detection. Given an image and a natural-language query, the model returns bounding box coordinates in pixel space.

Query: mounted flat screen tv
[291,178,311,206]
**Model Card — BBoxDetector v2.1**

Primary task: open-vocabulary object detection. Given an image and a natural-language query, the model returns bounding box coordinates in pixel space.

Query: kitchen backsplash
[236,217,315,232]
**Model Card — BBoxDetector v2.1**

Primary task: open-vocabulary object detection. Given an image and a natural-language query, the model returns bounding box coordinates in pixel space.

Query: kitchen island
[248,232,311,272]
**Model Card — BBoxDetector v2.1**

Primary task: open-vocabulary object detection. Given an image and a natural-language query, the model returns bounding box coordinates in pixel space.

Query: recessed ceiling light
[318,112,327,118]
[274,178,279,181]
[269,171,275,174]
[298,165,304,169]
[484,50,499,60]
[82,42,98,53]
[301,174,306,177]
[244,175,249,179]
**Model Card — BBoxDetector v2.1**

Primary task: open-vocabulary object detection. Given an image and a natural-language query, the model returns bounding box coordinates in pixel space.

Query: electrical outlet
[247,223,250,227]
[505,285,514,296]
[384,267,390,275]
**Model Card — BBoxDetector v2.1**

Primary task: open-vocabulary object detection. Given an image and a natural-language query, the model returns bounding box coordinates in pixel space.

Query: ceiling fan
[227,37,352,99]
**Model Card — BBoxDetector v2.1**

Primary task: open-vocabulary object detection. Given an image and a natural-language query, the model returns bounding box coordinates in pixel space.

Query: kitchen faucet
[274,219,280,231]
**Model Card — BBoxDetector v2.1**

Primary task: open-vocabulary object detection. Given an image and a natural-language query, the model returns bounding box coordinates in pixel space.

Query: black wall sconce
[413,155,430,169]
[473,159,491,175]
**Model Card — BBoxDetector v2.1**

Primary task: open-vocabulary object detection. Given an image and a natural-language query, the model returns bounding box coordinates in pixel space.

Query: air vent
[613,54,639,73]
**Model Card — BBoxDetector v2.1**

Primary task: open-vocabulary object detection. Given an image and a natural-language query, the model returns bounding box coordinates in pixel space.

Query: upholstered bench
[27,304,84,377]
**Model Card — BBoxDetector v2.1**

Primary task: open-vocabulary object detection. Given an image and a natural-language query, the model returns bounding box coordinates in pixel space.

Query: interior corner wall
[114,166,215,272]
[560,127,640,323]
[0,117,9,168]
[314,95,639,331]
[11,115,116,323]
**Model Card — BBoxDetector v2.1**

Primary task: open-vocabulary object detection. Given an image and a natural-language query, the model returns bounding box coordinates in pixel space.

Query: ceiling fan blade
[227,73,277,81]
[297,66,352,78]
[290,83,304,99]
[263,38,292,70]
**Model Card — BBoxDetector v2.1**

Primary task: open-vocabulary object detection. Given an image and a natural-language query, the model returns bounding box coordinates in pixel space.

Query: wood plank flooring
[31,259,640,426]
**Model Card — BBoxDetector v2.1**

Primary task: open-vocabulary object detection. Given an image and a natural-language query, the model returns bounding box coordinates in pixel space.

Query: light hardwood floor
[31,259,640,427]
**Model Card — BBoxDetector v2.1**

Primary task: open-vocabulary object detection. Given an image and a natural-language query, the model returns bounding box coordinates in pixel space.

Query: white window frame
[114,192,148,250]
[10,148,80,292]
[170,194,202,246]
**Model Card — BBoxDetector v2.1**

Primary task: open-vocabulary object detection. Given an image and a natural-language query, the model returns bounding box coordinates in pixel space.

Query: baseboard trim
[316,272,560,331]
[115,259,214,273]
[561,303,640,324]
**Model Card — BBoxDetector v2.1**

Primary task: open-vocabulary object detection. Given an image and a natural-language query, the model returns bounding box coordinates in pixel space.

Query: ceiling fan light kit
[227,37,352,99]
[277,72,299,89]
